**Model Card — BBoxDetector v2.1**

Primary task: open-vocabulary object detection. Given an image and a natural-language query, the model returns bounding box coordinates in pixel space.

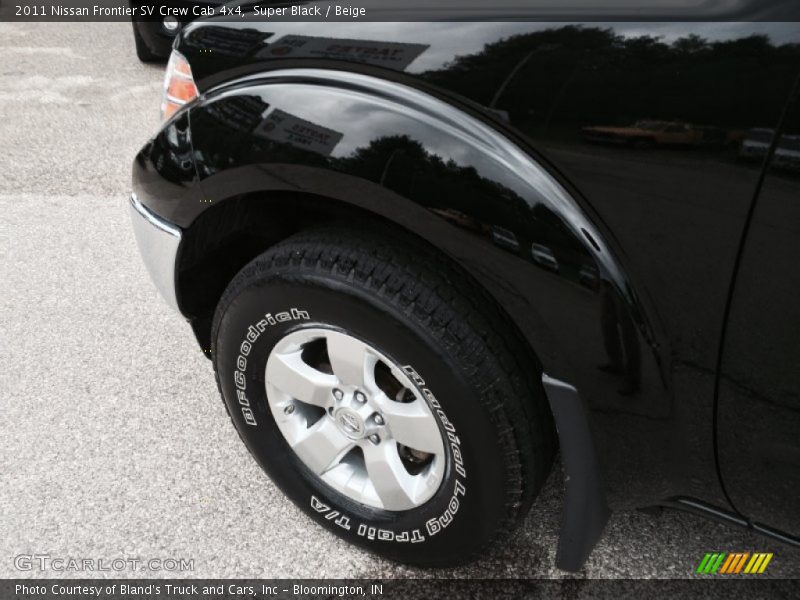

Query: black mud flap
[542,375,611,572]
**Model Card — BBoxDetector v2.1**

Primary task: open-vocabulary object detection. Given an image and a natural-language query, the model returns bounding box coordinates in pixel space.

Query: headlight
[161,50,198,121]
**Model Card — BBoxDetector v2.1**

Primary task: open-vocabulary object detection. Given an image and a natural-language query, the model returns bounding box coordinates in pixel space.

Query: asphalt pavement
[1,22,798,580]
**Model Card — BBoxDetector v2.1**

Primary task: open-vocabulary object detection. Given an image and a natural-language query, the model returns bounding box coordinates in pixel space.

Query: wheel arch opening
[176,188,549,395]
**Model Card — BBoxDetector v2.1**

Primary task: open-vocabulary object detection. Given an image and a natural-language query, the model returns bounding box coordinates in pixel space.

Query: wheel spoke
[266,351,337,407]
[265,327,448,511]
[325,331,376,388]
[374,393,445,455]
[290,418,354,475]
[363,441,418,510]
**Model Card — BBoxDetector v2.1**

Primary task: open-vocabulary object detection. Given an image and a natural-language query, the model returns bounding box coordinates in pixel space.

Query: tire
[132,22,163,63]
[211,226,555,566]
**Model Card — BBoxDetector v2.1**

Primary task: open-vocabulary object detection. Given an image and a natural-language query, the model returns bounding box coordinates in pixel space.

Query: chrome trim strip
[128,192,182,312]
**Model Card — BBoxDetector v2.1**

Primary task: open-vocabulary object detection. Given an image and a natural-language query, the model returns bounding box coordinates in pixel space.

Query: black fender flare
[182,68,669,570]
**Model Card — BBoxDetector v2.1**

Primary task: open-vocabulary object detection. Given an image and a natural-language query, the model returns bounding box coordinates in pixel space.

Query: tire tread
[211,224,555,565]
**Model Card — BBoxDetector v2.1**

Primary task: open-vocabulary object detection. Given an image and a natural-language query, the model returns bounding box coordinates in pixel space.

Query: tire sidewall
[213,273,508,562]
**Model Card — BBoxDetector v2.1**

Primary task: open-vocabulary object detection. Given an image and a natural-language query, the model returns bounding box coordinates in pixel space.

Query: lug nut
[354,391,367,404]
[373,414,385,426]
[368,434,381,445]
[284,404,295,415]
[333,389,343,401]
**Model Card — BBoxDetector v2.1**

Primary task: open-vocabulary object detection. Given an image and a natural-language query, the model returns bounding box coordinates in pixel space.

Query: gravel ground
[0,22,798,582]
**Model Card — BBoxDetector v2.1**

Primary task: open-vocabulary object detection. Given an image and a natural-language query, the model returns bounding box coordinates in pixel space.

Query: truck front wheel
[210,226,555,566]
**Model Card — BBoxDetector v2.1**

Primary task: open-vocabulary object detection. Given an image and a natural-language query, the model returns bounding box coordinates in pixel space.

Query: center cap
[334,407,366,439]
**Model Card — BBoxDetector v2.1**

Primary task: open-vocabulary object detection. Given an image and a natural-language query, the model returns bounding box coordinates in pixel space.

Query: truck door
[717,87,800,537]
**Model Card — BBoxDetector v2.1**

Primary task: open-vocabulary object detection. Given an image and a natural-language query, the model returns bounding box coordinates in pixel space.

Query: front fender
[180,68,674,515]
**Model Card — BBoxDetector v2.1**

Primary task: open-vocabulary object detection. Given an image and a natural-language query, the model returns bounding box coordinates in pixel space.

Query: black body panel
[717,87,800,536]
[131,16,800,541]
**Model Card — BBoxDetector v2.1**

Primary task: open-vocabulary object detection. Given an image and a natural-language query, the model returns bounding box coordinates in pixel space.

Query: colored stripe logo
[696,552,773,574]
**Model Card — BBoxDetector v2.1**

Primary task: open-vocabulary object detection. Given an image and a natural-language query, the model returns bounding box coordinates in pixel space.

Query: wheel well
[179,188,561,525]
[177,191,367,352]
[177,190,544,389]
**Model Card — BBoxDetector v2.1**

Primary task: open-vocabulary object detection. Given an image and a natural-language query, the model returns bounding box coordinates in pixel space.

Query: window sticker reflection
[184,25,272,57]
[254,108,343,156]
[256,35,429,71]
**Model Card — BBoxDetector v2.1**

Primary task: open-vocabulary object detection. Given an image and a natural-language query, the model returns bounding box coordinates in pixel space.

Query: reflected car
[739,127,775,160]
[582,120,707,147]
[531,243,559,272]
[774,135,800,172]
[491,225,521,252]
[738,129,800,171]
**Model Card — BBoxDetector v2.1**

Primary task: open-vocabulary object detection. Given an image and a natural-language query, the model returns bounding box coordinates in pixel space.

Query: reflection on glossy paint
[166,20,800,514]
[191,79,650,411]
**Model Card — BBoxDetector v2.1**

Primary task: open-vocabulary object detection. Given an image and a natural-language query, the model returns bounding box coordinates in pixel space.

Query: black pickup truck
[129,1,800,570]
